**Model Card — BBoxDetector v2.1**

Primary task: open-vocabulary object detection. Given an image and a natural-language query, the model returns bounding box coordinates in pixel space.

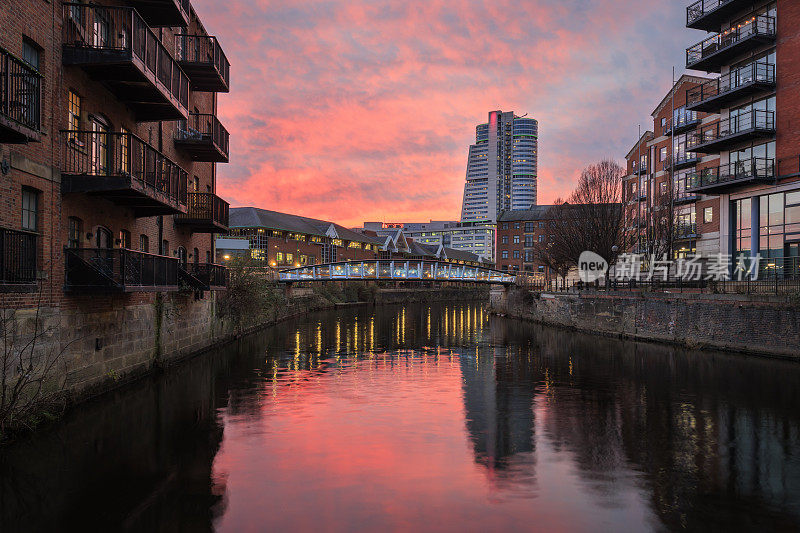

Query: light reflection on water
[2,302,800,532]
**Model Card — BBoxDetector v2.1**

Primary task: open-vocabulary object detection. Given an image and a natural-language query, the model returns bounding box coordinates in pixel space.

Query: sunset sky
[196,0,698,227]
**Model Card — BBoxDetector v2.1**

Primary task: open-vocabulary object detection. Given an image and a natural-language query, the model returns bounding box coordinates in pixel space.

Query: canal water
[2,302,800,531]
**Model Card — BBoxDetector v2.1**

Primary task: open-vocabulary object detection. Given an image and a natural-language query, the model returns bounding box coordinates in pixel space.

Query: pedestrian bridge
[277,261,516,285]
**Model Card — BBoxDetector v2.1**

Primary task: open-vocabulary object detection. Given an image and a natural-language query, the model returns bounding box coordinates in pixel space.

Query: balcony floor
[687,34,776,73]
[688,175,774,194]
[174,217,229,233]
[0,115,41,144]
[63,47,187,121]
[62,174,186,217]
[174,138,229,163]
[694,128,775,154]
[687,80,776,113]
[128,0,188,27]
[179,62,229,92]
[687,0,754,32]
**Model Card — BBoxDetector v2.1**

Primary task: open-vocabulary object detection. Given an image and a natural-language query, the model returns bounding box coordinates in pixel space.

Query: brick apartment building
[495,207,558,280]
[623,75,722,259]
[0,0,231,391]
[628,0,800,277]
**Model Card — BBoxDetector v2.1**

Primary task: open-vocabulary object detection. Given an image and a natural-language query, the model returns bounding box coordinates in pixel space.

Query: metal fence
[0,228,37,286]
[0,46,41,133]
[175,34,230,88]
[64,248,178,290]
[175,112,230,156]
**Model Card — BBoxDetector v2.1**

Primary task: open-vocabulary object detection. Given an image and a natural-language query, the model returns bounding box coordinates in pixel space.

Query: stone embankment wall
[4,284,489,408]
[490,287,800,359]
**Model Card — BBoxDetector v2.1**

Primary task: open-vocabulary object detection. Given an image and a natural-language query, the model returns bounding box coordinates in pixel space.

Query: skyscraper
[461,111,538,223]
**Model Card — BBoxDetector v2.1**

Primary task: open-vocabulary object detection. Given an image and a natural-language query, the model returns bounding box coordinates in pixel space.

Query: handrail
[62,3,189,110]
[687,61,775,106]
[687,0,737,25]
[0,46,41,132]
[695,109,775,146]
[689,157,775,189]
[61,130,188,206]
[176,192,229,225]
[175,113,230,155]
[175,34,230,87]
[686,15,775,67]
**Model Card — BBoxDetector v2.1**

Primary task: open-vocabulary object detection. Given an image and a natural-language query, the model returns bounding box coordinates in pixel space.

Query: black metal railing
[687,61,774,107]
[664,112,700,134]
[687,0,737,25]
[175,34,230,89]
[62,3,189,111]
[663,152,700,171]
[185,262,227,288]
[62,130,188,206]
[64,247,178,290]
[176,192,229,226]
[686,15,776,68]
[0,228,37,286]
[0,46,41,135]
[175,113,229,155]
[695,109,774,146]
[688,157,775,190]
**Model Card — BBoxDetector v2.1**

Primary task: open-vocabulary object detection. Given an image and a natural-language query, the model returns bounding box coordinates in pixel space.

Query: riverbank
[1,283,488,440]
[489,287,800,359]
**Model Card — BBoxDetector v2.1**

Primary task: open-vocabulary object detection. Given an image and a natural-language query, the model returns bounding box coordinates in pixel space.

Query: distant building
[460,110,538,223]
[495,207,559,279]
[362,220,495,261]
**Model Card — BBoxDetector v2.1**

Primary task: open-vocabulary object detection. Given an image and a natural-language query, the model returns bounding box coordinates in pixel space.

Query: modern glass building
[460,110,538,223]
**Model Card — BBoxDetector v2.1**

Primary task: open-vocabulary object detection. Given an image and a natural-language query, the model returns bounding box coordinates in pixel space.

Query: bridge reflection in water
[277,260,516,284]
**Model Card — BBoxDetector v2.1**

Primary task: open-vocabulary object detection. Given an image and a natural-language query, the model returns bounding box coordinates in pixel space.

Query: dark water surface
[2,302,800,532]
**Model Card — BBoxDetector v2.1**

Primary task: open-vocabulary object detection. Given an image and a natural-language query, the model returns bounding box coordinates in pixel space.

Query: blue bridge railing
[278,260,515,285]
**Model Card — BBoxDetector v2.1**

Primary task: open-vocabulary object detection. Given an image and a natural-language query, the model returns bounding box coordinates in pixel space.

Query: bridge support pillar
[489,284,510,311]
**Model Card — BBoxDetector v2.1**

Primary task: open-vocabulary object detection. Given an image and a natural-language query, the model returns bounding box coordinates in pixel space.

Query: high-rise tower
[460,111,538,223]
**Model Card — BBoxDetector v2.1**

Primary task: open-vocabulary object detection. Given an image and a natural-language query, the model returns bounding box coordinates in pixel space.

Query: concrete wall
[491,287,800,359]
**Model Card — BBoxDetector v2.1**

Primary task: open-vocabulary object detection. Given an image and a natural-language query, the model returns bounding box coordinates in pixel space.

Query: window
[193,176,199,191]
[21,187,39,231]
[68,91,81,132]
[286,253,293,264]
[139,234,149,253]
[660,147,667,162]
[21,39,40,71]
[661,117,666,129]
[162,240,169,256]
[501,223,508,229]
[97,227,113,249]
[524,235,535,247]
[513,250,520,259]
[513,235,520,244]
[538,235,545,242]
[660,182,667,195]
[120,126,130,174]
[539,222,545,228]
[276,252,284,263]
[514,223,520,229]
[91,116,110,175]
[704,207,713,224]
[119,229,131,248]
[525,222,535,232]
[501,251,508,259]
[177,246,187,265]
[501,235,508,244]
[68,217,83,248]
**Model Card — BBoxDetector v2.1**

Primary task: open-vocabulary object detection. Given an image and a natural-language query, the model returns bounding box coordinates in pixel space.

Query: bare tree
[535,199,575,286]
[1,293,73,438]
[640,176,676,261]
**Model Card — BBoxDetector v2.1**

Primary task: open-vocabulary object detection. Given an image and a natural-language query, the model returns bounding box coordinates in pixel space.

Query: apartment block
[0,0,231,392]
[683,0,799,276]
[495,207,560,280]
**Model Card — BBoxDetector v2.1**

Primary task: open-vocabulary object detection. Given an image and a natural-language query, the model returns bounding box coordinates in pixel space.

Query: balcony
[675,223,699,240]
[687,61,775,112]
[673,191,700,205]
[64,248,178,292]
[0,47,41,143]
[175,34,229,92]
[62,4,189,121]
[128,0,189,28]
[61,130,188,217]
[694,110,775,153]
[0,228,37,292]
[664,153,701,171]
[663,114,701,136]
[633,165,648,176]
[174,113,229,162]
[175,192,229,233]
[687,0,754,32]
[686,16,776,73]
[179,262,227,291]
[687,158,775,193]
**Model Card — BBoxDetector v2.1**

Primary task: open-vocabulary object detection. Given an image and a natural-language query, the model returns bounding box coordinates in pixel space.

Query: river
[1,302,799,531]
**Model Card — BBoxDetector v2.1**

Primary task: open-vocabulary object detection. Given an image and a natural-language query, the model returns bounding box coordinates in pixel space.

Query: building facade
[460,110,538,223]
[622,75,722,259]
[363,220,495,261]
[495,207,558,280]
[683,0,799,276]
[1,0,231,393]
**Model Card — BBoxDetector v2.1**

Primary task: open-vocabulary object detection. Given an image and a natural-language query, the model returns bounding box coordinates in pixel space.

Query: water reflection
[1,303,799,531]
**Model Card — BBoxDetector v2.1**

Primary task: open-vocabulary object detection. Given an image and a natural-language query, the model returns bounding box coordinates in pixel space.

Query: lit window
[21,187,39,231]
[704,207,713,223]
[68,217,82,248]
[68,90,81,132]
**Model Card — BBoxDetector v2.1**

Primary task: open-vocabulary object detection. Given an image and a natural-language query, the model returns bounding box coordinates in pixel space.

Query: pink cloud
[193,0,697,226]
